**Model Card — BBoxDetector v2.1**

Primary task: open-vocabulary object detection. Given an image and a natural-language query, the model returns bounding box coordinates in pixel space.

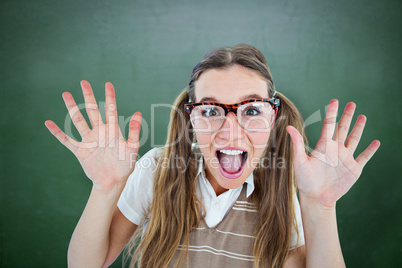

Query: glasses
[184,98,280,133]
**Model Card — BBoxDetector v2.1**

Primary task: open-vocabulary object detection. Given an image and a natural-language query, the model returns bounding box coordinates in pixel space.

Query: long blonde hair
[126,44,306,267]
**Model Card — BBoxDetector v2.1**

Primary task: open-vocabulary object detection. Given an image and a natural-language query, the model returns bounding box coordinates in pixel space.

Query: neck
[205,169,229,196]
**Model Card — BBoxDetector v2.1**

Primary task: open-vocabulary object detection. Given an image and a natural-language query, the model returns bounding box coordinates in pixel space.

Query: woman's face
[194,64,272,195]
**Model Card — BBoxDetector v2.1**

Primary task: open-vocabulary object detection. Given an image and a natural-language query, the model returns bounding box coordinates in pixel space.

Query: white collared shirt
[118,147,304,248]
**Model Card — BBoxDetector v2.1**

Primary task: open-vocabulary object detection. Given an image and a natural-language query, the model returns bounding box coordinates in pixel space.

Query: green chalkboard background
[1,0,401,267]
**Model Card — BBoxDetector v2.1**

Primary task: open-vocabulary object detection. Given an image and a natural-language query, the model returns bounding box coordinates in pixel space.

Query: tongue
[219,154,243,173]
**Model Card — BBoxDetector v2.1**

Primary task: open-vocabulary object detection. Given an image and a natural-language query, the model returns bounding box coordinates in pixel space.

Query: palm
[45,81,142,190]
[287,100,380,207]
[74,126,133,189]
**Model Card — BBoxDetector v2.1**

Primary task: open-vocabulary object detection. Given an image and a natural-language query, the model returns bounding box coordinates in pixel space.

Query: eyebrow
[198,94,264,103]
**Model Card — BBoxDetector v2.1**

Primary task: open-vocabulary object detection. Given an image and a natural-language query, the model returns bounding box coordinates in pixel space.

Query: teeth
[219,149,244,155]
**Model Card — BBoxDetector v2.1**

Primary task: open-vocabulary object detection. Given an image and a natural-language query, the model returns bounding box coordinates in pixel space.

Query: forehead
[194,65,269,103]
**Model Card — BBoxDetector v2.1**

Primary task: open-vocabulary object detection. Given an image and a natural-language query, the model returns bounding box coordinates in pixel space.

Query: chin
[207,156,256,191]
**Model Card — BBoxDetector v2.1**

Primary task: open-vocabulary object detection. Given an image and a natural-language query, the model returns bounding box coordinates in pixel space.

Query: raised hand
[45,81,142,191]
[286,100,380,207]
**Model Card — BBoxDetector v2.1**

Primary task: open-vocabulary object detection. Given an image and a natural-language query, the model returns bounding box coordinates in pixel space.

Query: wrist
[91,179,127,200]
[299,193,337,221]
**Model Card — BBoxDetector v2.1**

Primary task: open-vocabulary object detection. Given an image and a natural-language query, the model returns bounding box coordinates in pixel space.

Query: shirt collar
[197,156,255,198]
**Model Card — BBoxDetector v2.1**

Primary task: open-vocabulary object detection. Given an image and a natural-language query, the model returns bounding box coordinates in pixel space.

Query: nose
[216,112,243,141]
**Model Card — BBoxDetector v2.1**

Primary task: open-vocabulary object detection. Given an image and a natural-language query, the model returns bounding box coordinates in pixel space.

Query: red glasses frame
[184,98,280,115]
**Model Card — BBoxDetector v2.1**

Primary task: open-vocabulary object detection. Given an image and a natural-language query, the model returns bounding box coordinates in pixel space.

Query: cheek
[248,131,271,156]
[195,132,214,152]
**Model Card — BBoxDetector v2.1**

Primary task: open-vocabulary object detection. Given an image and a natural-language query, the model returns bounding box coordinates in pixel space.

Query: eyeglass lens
[190,102,274,133]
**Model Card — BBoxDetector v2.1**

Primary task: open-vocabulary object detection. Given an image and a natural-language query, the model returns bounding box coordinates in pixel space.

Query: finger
[81,80,103,128]
[286,125,308,166]
[104,82,118,125]
[62,92,91,136]
[127,112,142,149]
[345,114,366,153]
[333,102,356,143]
[320,99,339,140]
[356,140,381,167]
[45,120,79,153]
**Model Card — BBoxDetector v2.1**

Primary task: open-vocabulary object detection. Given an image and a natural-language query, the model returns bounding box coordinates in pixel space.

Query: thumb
[286,125,307,165]
[127,112,142,148]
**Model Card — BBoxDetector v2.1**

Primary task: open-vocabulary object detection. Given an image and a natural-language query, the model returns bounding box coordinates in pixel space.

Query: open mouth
[216,149,248,179]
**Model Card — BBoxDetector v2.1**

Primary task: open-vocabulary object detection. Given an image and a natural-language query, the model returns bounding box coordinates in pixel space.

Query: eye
[201,106,221,117]
[243,107,261,116]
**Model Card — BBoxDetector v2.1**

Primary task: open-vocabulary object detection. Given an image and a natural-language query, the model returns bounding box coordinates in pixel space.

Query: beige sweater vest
[169,185,258,267]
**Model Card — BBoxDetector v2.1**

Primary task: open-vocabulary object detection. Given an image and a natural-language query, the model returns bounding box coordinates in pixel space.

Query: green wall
[1,0,401,267]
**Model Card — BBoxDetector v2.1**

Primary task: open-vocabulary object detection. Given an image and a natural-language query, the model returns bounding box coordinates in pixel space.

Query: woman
[45,44,380,267]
